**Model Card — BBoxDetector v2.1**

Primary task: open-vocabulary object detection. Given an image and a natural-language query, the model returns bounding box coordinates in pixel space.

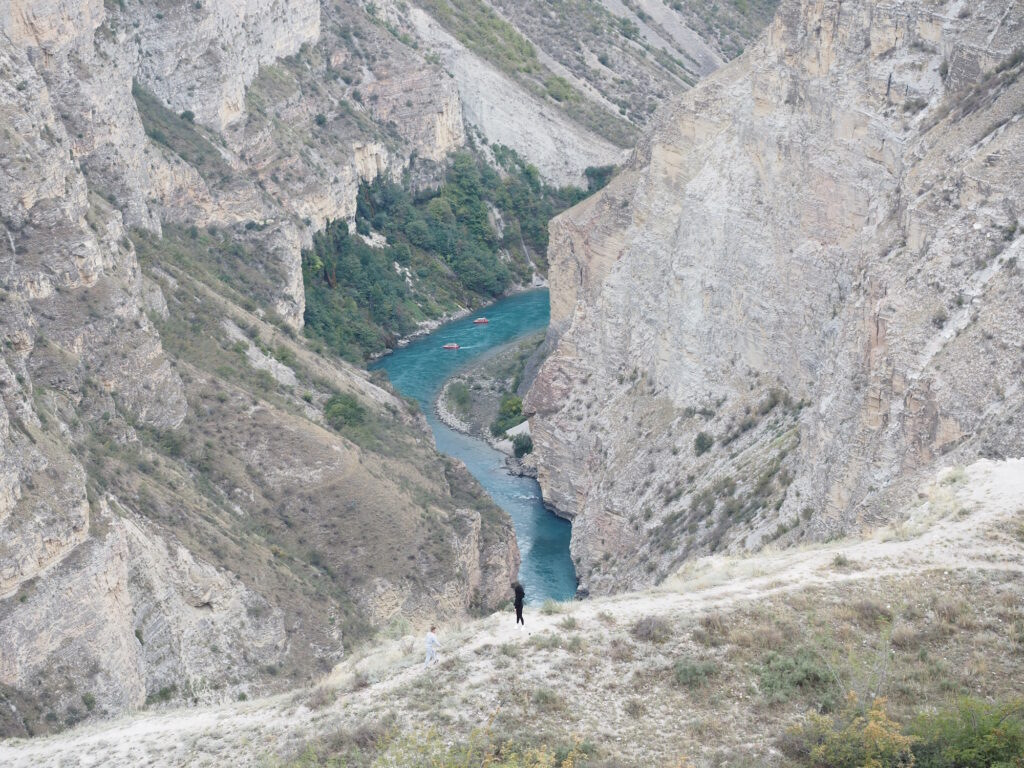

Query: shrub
[305,686,336,710]
[490,394,524,436]
[631,615,672,643]
[531,687,565,712]
[694,431,714,456]
[584,165,614,192]
[540,599,563,615]
[146,685,177,706]
[759,648,835,705]
[889,624,919,650]
[673,658,718,688]
[512,433,533,458]
[545,75,575,102]
[910,698,1024,767]
[782,696,915,767]
[700,611,728,636]
[324,393,366,430]
[852,598,893,626]
[783,697,1024,768]
[314,112,327,127]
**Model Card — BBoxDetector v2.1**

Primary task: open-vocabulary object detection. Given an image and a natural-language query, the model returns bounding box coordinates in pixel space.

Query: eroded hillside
[0,458,1020,766]
[527,0,1024,594]
[0,0,516,734]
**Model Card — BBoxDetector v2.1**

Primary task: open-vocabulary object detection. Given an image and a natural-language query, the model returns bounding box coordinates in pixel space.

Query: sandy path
[1,458,1021,767]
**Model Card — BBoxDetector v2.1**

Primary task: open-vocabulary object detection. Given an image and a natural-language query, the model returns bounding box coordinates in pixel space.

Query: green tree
[491,394,524,436]
[324,393,366,430]
[512,433,533,458]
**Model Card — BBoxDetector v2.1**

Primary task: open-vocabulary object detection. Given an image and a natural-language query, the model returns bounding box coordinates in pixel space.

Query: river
[370,289,576,603]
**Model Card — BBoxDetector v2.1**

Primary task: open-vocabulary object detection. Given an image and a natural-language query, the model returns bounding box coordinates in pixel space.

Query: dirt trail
[2,458,1021,767]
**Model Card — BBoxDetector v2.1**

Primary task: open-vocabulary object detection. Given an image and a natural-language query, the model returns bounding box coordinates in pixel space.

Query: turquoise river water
[370,289,576,603]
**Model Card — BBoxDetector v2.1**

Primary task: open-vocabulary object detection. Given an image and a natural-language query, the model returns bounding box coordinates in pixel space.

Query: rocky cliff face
[0,0,783,733]
[0,0,522,736]
[528,0,1024,594]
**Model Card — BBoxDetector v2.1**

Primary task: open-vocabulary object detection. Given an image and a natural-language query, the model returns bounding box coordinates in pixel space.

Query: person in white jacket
[424,625,442,668]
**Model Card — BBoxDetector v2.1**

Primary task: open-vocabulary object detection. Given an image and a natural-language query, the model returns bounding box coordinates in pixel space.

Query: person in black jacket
[512,581,526,626]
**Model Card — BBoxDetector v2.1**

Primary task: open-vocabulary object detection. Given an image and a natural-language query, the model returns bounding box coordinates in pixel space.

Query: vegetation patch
[512,433,533,457]
[304,149,597,362]
[490,394,525,437]
[781,695,1024,768]
[132,82,233,185]
[673,658,719,689]
[759,647,837,707]
[631,615,672,643]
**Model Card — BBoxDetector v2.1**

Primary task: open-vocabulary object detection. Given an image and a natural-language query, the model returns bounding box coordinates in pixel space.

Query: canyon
[2,0,1022,759]
[1,0,773,737]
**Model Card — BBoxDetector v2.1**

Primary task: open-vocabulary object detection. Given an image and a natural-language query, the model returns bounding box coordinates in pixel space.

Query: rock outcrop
[528,0,1024,594]
[0,0,520,735]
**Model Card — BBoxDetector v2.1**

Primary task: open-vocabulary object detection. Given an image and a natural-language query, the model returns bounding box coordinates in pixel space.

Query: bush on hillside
[781,696,1024,768]
[759,647,836,706]
[512,433,533,458]
[324,393,366,430]
[631,615,672,644]
[694,431,714,456]
[909,698,1024,768]
[673,658,718,689]
[780,696,914,767]
[490,394,524,436]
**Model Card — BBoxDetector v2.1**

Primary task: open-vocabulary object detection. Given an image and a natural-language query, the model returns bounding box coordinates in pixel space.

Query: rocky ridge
[527,0,1024,594]
[0,0,519,735]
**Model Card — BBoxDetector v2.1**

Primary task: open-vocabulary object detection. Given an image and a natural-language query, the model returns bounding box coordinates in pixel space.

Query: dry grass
[631,615,673,643]
[890,624,920,650]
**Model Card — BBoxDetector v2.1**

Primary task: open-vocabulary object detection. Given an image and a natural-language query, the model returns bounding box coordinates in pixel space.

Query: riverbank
[434,331,545,475]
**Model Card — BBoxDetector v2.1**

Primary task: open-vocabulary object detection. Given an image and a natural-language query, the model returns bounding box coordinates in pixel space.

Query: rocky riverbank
[434,332,545,473]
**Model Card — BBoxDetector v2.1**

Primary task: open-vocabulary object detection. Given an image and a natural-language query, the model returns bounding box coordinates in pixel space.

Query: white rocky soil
[2,457,1020,766]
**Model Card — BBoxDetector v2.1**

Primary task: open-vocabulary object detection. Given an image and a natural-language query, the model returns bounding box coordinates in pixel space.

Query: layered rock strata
[528,0,1024,594]
[0,0,519,735]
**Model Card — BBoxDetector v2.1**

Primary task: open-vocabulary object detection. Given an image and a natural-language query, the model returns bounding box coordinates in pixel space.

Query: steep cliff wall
[528,0,1024,594]
[0,0,519,735]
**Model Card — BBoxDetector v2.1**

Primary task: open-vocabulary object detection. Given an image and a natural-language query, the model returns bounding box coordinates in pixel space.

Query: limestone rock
[528,0,1024,594]
[0,0,519,734]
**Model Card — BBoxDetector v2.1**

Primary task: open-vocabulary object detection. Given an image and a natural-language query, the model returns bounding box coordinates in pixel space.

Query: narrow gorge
[1,0,774,735]
[2,0,1023,763]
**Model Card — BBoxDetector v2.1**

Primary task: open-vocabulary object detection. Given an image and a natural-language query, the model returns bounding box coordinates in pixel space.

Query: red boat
[473,318,489,324]
[442,343,460,350]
